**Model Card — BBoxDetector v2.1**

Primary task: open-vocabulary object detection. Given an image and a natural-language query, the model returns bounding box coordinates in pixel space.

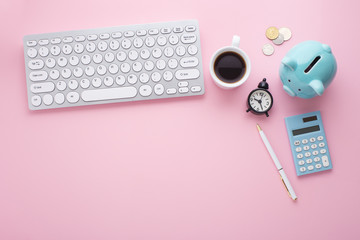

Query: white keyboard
[23,20,205,110]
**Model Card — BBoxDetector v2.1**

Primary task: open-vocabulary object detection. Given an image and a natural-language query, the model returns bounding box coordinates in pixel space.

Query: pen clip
[279,175,291,198]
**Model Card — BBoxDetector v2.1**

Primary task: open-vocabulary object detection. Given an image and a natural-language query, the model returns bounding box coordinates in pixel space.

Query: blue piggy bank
[279,41,337,98]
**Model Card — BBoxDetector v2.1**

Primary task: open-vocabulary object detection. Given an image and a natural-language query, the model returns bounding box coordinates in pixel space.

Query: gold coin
[266,27,279,40]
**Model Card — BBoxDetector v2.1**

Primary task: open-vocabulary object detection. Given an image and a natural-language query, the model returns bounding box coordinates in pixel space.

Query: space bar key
[81,87,137,102]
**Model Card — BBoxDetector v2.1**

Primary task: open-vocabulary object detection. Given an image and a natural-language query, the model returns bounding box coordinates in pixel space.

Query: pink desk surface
[1,0,360,239]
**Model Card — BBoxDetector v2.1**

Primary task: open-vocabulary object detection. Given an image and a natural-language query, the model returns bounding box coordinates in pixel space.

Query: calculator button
[297,153,303,159]
[298,160,305,166]
[315,164,322,169]
[322,156,330,167]
[310,137,316,142]
[311,144,317,149]
[317,136,324,141]
[312,150,319,156]
[319,142,325,147]
[305,152,311,157]
[306,159,313,164]
[300,167,306,172]
[294,140,300,146]
[307,165,314,171]
[320,149,327,154]
[303,146,310,151]
[295,147,302,152]
[314,157,320,162]
[302,139,308,144]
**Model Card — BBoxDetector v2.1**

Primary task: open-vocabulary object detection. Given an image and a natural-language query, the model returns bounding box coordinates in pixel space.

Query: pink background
[1,0,360,239]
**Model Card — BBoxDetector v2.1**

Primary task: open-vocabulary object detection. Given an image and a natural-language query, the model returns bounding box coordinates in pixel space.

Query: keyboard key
[178,82,188,87]
[306,159,312,164]
[136,30,147,36]
[145,37,155,47]
[43,94,53,106]
[50,46,61,56]
[75,35,86,42]
[68,80,79,90]
[315,164,322,169]
[188,45,198,55]
[39,39,49,45]
[154,83,164,95]
[124,31,135,37]
[55,93,65,104]
[310,137,316,142]
[314,157,320,162]
[30,82,55,93]
[320,149,327,154]
[173,26,184,33]
[29,71,48,81]
[317,136,324,141]
[139,85,152,96]
[28,59,44,70]
[63,36,73,43]
[100,33,110,40]
[92,78,102,88]
[67,92,80,103]
[88,34,98,41]
[175,69,200,80]
[180,57,199,68]
[302,139,308,144]
[50,70,60,80]
[307,165,314,171]
[299,167,306,172]
[31,95,41,106]
[185,25,196,32]
[39,47,49,57]
[298,160,305,165]
[104,76,114,87]
[149,29,159,35]
[296,153,303,159]
[161,28,171,34]
[295,147,302,152]
[190,86,202,92]
[121,39,132,49]
[56,81,66,91]
[46,58,56,68]
[169,35,179,45]
[25,41,36,47]
[166,88,176,95]
[179,87,189,93]
[51,38,61,44]
[111,32,122,39]
[27,48,37,58]
[80,79,90,89]
[181,34,196,44]
[81,87,137,102]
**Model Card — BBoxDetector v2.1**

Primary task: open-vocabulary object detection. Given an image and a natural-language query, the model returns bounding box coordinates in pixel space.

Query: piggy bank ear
[283,85,296,97]
[282,57,297,71]
[309,79,324,96]
[322,44,332,53]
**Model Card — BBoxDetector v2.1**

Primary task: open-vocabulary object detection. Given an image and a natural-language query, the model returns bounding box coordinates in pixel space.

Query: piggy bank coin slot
[304,56,321,73]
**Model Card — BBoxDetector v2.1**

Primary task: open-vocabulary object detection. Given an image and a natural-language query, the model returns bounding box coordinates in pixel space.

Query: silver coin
[273,33,284,45]
[279,27,292,41]
[262,43,274,56]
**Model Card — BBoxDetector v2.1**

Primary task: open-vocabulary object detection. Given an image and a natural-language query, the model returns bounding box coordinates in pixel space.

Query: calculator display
[292,125,320,136]
[303,116,317,122]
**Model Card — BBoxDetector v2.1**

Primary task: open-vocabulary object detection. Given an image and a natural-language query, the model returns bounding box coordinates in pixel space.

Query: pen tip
[256,124,261,132]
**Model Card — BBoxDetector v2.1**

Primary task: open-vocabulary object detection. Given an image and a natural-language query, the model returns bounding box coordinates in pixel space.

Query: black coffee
[214,52,246,83]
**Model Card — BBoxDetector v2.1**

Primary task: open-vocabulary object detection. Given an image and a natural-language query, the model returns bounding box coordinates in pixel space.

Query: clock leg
[265,112,269,117]
[246,108,251,113]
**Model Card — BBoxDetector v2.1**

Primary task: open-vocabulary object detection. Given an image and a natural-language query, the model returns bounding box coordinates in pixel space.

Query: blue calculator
[285,111,332,176]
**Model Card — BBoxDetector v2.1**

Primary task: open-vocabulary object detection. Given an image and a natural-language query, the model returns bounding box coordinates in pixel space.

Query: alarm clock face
[248,90,273,113]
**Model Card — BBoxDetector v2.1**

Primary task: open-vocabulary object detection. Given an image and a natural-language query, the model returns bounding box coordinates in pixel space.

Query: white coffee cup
[209,35,251,89]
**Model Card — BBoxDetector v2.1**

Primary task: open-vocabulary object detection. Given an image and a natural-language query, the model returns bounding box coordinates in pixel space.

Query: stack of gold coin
[263,26,292,56]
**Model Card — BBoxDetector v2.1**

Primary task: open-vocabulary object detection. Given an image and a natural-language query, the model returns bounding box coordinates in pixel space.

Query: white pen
[257,124,297,200]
